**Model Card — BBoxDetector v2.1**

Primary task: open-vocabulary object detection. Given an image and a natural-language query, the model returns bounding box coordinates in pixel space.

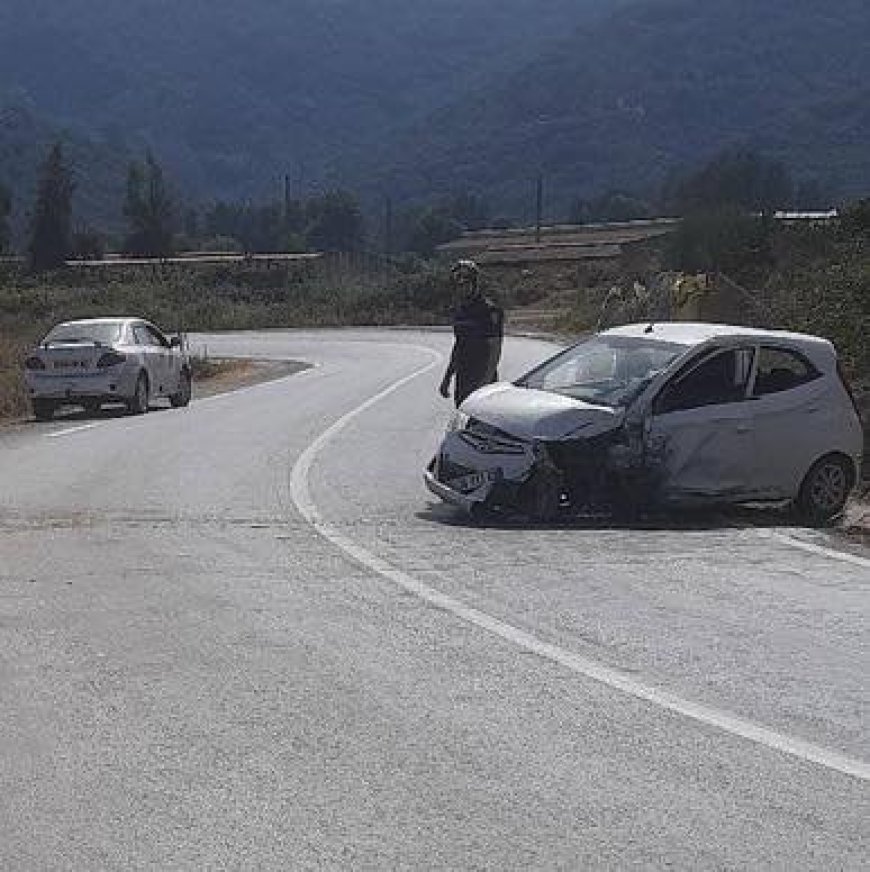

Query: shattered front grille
[436,457,475,483]
[459,419,527,455]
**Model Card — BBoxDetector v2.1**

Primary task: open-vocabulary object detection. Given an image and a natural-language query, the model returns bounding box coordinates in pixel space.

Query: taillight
[837,360,862,420]
[97,351,127,368]
[24,356,46,370]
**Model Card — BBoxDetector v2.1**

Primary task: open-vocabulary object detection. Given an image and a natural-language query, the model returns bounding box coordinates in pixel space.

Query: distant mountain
[2,0,867,230]
[361,0,870,217]
[0,0,618,211]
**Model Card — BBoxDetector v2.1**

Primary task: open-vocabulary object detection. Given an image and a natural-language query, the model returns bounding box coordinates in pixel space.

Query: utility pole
[384,196,393,255]
[535,174,544,244]
[283,174,292,227]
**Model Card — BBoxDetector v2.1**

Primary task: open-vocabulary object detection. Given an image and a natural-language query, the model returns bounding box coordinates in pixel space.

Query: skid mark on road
[289,345,870,784]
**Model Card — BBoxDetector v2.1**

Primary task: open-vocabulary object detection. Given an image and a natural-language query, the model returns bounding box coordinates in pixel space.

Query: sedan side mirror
[170,335,182,348]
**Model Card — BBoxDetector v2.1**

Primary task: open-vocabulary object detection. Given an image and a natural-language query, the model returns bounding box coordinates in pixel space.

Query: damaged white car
[425,323,864,524]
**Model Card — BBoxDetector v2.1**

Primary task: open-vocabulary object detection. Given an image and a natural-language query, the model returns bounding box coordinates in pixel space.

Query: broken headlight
[447,410,470,433]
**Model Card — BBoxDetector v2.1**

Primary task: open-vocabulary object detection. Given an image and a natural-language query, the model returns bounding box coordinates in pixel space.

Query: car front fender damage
[426,420,667,521]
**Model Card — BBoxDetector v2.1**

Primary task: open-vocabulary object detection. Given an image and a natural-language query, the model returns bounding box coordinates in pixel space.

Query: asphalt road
[0,329,867,870]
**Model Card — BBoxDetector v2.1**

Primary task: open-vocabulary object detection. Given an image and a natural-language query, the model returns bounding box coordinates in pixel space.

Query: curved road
[0,329,867,869]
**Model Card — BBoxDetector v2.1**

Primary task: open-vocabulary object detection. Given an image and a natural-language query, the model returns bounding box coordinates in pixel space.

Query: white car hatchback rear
[23,317,191,420]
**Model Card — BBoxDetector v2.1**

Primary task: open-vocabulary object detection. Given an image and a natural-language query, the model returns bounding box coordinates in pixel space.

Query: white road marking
[47,423,102,439]
[758,529,870,571]
[289,345,870,784]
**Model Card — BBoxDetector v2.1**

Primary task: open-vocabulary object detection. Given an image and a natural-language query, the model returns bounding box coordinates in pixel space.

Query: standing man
[439,259,504,407]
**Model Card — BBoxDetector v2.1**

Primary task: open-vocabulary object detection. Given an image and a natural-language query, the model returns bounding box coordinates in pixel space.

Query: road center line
[289,345,870,784]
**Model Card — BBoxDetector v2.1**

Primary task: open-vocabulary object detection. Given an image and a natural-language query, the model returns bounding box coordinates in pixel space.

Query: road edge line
[289,346,870,784]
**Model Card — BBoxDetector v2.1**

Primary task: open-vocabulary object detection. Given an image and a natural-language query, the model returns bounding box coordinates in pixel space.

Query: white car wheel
[797,455,853,525]
[169,370,191,408]
[127,372,149,415]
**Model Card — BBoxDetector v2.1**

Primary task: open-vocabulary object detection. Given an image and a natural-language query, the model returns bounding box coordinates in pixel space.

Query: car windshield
[43,322,124,345]
[517,335,687,407]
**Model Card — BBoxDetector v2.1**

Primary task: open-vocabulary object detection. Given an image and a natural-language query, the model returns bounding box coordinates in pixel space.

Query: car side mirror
[170,336,181,348]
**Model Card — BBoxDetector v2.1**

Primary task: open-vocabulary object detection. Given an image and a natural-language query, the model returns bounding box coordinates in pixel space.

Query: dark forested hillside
[0,0,616,212]
[0,106,130,241]
[1,0,868,227]
[363,0,870,217]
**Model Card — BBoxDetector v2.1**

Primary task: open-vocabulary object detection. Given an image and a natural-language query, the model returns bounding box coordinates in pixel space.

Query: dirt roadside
[190,358,310,399]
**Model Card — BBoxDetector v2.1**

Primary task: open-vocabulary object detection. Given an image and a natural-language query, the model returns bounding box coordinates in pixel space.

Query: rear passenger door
[143,324,173,396]
[748,345,826,497]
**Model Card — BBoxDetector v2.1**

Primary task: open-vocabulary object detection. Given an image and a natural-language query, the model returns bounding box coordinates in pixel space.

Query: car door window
[753,347,819,396]
[145,326,169,348]
[655,347,754,414]
[132,325,150,346]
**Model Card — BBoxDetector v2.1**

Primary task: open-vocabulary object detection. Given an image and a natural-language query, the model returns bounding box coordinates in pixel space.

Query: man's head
[450,259,481,298]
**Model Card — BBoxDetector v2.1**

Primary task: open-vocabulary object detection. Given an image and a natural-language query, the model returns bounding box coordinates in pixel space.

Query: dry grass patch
[0,333,29,420]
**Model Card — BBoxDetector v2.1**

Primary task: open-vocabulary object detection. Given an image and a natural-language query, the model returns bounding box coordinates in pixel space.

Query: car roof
[52,317,144,327]
[603,321,833,352]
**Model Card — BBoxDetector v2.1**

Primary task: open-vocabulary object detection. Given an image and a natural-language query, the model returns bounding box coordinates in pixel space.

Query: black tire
[127,372,149,415]
[796,454,854,525]
[32,399,56,421]
[519,466,563,523]
[169,369,191,408]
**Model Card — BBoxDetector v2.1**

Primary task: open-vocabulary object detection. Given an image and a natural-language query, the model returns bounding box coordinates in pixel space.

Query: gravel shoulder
[191,358,310,399]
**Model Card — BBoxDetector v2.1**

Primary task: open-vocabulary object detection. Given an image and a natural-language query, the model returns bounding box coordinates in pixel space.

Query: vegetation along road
[0,329,866,869]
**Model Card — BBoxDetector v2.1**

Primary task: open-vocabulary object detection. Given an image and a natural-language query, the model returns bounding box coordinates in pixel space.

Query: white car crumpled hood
[462,383,623,441]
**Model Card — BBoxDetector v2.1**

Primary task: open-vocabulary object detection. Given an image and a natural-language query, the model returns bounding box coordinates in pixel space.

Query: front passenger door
[646,346,757,501]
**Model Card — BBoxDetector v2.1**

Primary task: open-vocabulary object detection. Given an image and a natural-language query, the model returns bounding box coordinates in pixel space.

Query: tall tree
[28,142,74,271]
[664,149,793,216]
[0,181,11,254]
[124,151,175,257]
[305,190,364,252]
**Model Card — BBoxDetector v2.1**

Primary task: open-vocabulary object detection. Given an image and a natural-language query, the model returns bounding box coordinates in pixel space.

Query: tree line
[0,142,861,273]
[0,144,370,271]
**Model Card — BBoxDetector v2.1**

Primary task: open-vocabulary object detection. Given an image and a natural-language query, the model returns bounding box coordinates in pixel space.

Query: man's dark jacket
[450,296,504,405]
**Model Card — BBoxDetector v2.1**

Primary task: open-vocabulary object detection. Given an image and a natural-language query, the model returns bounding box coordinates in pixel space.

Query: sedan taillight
[24,356,46,370]
[97,351,127,368]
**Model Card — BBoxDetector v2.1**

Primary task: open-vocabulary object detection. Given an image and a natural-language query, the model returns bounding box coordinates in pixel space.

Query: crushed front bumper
[424,428,538,514]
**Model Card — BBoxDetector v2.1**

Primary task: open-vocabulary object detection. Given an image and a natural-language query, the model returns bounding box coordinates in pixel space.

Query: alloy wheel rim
[810,463,848,511]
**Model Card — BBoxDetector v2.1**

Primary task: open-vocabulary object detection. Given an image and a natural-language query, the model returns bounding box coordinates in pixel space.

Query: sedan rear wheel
[127,372,149,415]
[32,399,56,422]
[796,454,854,525]
[169,369,191,408]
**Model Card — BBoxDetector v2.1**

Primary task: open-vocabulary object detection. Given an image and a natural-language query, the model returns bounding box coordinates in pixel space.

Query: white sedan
[23,317,192,420]
[426,323,864,524]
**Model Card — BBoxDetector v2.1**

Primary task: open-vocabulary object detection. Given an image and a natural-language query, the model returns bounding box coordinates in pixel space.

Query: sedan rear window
[518,336,686,407]
[44,322,124,345]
